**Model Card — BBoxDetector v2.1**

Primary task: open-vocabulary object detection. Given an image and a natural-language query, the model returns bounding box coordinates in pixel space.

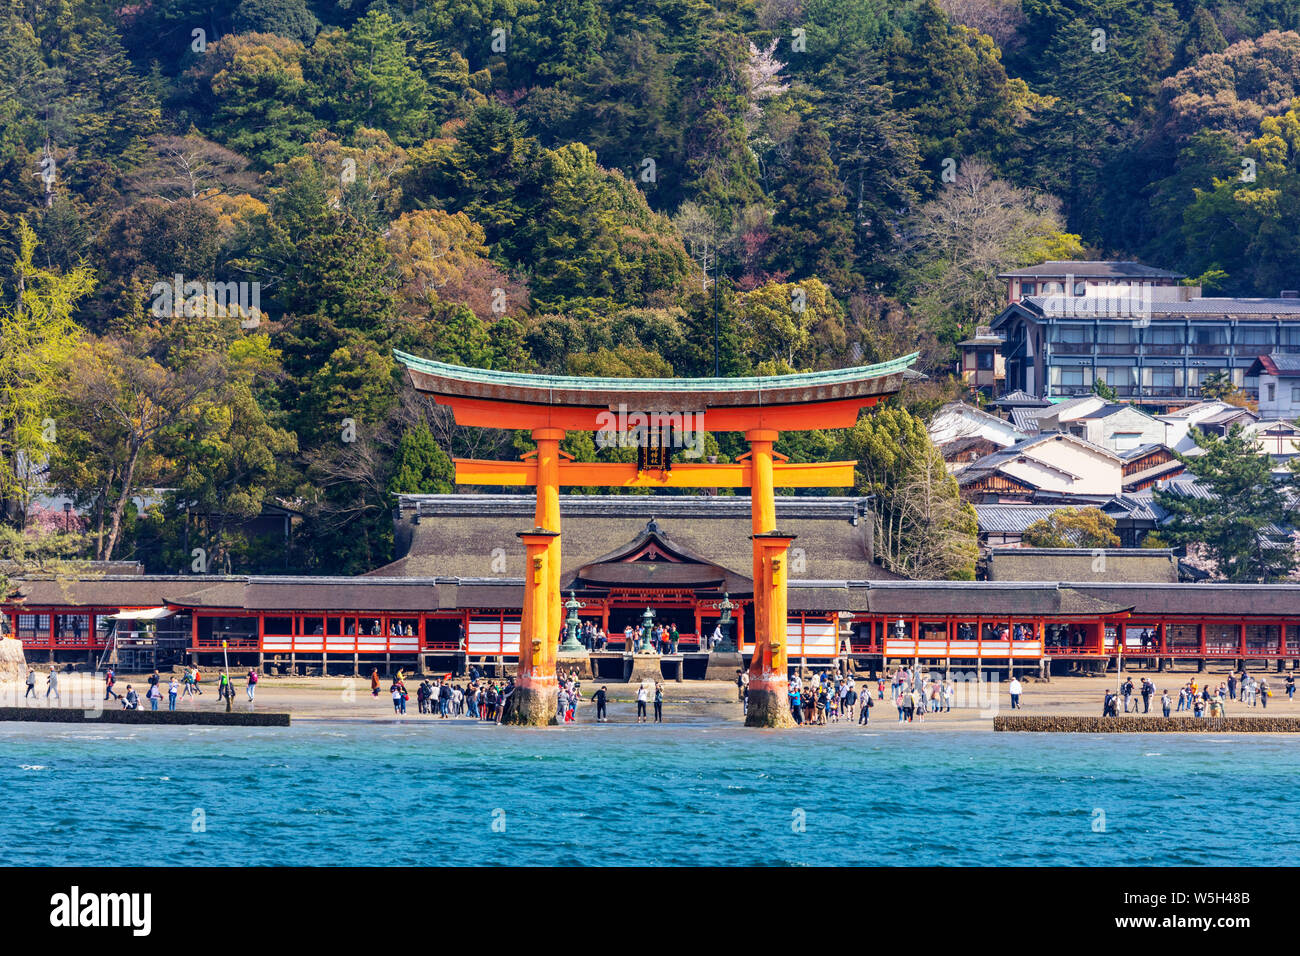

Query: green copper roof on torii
[394,349,919,409]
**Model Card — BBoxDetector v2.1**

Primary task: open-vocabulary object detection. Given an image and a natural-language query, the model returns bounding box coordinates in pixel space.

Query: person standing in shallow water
[590,685,608,722]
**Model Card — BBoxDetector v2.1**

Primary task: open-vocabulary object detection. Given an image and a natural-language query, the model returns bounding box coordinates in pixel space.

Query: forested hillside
[1,0,1297,579]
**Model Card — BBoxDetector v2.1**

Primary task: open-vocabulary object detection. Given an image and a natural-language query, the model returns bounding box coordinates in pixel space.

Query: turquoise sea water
[2,720,1296,866]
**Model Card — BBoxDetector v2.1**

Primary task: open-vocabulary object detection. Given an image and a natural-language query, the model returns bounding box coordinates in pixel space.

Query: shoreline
[2,670,1296,733]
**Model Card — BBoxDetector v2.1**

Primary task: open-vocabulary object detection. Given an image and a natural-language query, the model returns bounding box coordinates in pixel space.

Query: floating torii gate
[395,349,916,727]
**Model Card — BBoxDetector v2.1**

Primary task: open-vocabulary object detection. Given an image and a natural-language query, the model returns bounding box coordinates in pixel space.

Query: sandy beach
[4,666,1295,730]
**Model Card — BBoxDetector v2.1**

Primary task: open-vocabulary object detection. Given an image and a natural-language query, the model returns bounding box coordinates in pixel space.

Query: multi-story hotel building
[989,261,1300,406]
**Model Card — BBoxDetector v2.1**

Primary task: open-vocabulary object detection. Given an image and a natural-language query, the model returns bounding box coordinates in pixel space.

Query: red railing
[192,635,259,651]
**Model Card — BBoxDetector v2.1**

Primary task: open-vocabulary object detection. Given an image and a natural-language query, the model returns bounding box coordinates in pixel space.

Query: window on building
[1042,281,1064,294]
[1100,366,1137,390]
[1144,368,1178,390]
[1145,326,1184,344]
[1191,326,1227,346]
[1052,367,1087,387]
[977,350,994,370]
[1236,326,1274,347]
[1022,281,1037,296]
[1073,281,1087,296]
[1291,387,1300,403]
[1268,383,1277,402]
[1050,324,1090,344]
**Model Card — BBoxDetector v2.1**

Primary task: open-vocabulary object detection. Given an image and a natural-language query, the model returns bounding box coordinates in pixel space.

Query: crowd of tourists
[569,620,714,654]
[372,668,518,721]
[885,666,966,723]
[1104,669,1295,717]
[576,621,609,650]
[737,665,970,726]
[619,622,683,654]
[81,665,252,710]
[369,665,667,723]
[785,671,865,724]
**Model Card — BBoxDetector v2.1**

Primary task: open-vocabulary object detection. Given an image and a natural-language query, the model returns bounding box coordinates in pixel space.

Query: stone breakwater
[995,715,1300,733]
[0,706,290,726]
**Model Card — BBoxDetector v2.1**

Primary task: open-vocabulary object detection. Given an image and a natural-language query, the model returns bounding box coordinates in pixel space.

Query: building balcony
[1141,344,1185,356]
[1048,342,1093,354]
[1096,343,1137,355]
[1188,345,1230,356]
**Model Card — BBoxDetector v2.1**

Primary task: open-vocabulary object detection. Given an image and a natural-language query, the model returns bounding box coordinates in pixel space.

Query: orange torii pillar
[504,427,566,726]
[508,528,560,724]
[745,429,796,728]
[533,428,565,646]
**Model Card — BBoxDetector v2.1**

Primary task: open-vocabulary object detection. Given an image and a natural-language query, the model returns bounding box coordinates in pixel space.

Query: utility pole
[712,256,725,377]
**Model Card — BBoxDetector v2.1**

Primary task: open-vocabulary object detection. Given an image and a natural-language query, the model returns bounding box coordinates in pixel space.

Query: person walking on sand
[146,682,162,711]
[653,682,663,723]
[45,666,60,704]
[24,667,36,700]
[859,691,873,725]
[1161,689,1171,717]
[246,668,258,704]
[1260,678,1270,709]
[168,677,179,711]
[103,667,119,701]
[370,668,380,697]
[1008,676,1022,710]
[591,685,608,722]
